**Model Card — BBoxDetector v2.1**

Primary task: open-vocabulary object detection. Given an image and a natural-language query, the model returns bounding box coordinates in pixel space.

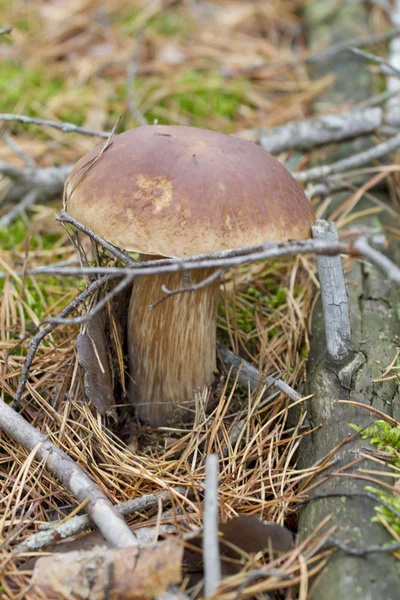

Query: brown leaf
[219,514,294,556]
[30,539,183,600]
[76,310,117,420]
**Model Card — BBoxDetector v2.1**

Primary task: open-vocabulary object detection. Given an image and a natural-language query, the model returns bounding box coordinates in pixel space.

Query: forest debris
[30,539,183,600]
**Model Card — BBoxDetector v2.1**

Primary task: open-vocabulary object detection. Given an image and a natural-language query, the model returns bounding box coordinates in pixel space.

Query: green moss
[350,420,400,537]
[0,62,63,115]
[349,420,400,467]
[366,487,400,537]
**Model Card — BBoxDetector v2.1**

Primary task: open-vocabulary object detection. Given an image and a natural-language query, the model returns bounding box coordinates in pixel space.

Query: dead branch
[0,113,109,138]
[57,211,136,266]
[0,189,41,228]
[312,221,352,361]
[0,398,137,548]
[236,107,384,153]
[203,454,221,597]
[1,131,36,167]
[8,234,399,288]
[149,269,225,311]
[237,27,400,74]
[15,486,187,553]
[0,160,72,206]
[217,343,302,402]
[350,47,400,77]
[295,132,400,183]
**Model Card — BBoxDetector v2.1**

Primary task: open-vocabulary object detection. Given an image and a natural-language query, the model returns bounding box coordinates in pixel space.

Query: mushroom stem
[127,257,221,426]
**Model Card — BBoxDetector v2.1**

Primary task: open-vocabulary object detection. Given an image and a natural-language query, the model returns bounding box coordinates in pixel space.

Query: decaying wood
[0,398,137,549]
[298,2,400,598]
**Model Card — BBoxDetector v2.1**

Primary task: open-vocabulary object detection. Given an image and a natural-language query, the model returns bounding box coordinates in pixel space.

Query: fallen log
[297,1,400,598]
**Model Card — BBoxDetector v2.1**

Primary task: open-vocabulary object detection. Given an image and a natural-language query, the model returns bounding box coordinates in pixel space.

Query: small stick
[217,343,302,402]
[312,221,352,361]
[0,398,137,548]
[0,113,110,138]
[1,131,36,167]
[295,132,400,183]
[203,454,221,597]
[149,269,224,311]
[15,486,188,553]
[0,189,40,228]
[57,211,136,266]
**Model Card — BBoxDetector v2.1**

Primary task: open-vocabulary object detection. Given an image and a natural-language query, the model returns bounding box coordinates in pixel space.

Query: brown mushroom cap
[64,125,315,257]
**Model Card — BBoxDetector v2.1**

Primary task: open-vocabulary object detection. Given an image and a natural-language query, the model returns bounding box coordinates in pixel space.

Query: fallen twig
[14,486,187,553]
[57,211,136,266]
[7,235,399,288]
[0,113,109,138]
[295,132,400,183]
[203,454,221,597]
[217,343,302,402]
[0,189,41,228]
[236,107,385,154]
[237,27,400,73]
[0,398,137,548]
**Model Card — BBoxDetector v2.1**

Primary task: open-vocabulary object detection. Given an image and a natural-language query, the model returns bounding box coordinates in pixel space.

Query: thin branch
[295,132,400,183]
[0,113,110,138]
[14,486,187,553]
[237,107,384,154]
[0,189,40,228]
[7,235,400,288]
[0,398,137,548]
[149,269,224,311]
[352,237,400,286]
[57,211,136,266]
[349,47,400,77]
[217,343,302,402]
[203,454,221,598]
[46,275,134,325]
[236,27,400,73]
[14,274,115,404]
[1,131,36,167]
[126,27,148,126]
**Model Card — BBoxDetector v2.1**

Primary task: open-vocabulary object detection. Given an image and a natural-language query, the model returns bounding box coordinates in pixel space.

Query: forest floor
[0,1,399,598]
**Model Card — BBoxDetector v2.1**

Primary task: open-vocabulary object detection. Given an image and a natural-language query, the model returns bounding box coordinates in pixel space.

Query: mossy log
[298,1,400,597]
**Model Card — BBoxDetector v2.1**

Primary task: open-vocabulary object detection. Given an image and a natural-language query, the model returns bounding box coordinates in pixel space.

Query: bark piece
[30,540,183,600]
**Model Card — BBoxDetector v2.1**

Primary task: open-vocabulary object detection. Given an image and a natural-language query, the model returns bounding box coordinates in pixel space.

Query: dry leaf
[76,310,117,420]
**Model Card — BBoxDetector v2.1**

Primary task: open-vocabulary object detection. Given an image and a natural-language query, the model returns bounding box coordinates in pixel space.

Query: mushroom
[64,125,315,427]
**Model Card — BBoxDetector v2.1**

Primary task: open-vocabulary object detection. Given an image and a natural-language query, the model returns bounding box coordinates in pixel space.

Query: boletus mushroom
[64,125,315,427]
